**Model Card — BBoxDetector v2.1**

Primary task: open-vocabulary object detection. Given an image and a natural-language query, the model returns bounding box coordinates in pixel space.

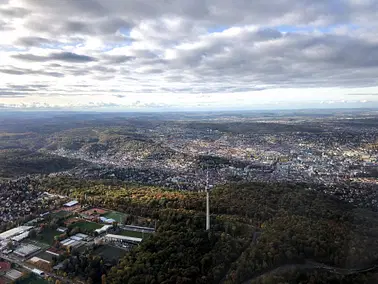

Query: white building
[32,268,45,276]
[14,244,40,258]
[11,231,29,242]
[64,200,79,207]
[94,225,112,235]
[104,234,142,244]
[0,226,33,241]
[5,269,23,281]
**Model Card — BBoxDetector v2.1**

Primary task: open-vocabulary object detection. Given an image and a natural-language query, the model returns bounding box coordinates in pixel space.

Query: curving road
[242,260,378,284]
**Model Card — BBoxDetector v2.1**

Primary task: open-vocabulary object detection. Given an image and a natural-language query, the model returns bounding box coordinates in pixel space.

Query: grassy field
[35,228,62,245]
[51,210,72,218]
[70,221,103,232]
[102,211,127,223]
[94,245,127,262]
[17,274,49,284]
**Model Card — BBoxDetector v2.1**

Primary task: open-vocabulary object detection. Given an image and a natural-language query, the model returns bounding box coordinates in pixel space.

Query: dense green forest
[38,177,378,283]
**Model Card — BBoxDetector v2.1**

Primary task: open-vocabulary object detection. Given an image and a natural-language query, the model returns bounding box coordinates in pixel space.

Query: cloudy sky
[1,0,378,110]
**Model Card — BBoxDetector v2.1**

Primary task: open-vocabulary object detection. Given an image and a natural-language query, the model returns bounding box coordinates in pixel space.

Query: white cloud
[1,0,378,110]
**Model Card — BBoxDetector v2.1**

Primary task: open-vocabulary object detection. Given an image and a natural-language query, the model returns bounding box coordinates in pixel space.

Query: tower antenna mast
[206,169,210,231]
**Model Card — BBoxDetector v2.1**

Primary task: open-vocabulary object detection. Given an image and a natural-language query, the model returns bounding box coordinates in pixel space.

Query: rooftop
[11,231,29,242]
[14,243,40,257]
[105,234,142,243]
[64,200,79,207]
[5,269,23,280]
[0,226,33,240]
[0,262,11,272]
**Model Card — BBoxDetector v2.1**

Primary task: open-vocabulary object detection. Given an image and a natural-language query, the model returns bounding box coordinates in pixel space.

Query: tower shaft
[206,190,210,231]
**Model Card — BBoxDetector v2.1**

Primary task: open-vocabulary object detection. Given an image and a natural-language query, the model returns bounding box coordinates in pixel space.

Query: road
[241,260,378,284]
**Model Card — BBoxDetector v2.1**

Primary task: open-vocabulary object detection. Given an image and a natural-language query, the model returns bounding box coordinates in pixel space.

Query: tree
[6,240,14,250]
[29,229,37,238]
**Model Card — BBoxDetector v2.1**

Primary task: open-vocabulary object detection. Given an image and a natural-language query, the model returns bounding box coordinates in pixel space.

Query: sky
[1,0,378,111]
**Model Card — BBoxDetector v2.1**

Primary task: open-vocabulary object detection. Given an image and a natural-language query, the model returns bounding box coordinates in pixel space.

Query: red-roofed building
[0,262,11,275]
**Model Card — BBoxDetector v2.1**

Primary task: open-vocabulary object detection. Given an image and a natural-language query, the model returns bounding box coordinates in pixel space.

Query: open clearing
[94,245,128,262]
[51,210,71,219]
[70,221,103,232]
[35,228,62,245]
[102,211,127,223]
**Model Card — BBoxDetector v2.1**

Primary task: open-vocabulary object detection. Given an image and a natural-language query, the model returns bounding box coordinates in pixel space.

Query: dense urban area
[1,110,378,283]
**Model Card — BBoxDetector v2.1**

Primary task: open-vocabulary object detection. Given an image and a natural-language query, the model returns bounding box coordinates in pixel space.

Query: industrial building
[60,233,88,248]
[94,225,112,235]
[64,200,79,207]
[13,243,41,258]
[123,225,155,233]
[75,233,89,241]
[5,269,23,281]
[0,226,33,241]
[104,234,142,244]
[11,231,30,242]
[57,227,68,233]
[32,268,45,276]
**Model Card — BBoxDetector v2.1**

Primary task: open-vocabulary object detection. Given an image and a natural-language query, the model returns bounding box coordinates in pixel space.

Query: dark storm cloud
[12,52,97,63]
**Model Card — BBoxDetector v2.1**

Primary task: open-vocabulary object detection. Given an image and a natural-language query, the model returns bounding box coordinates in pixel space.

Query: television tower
[206,170,210,231]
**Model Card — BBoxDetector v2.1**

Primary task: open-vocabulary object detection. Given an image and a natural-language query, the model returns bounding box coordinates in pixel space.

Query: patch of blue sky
[0,46,28,52]
[275,24,360,34]
[119,27,131,36]
[40,41,81,49]
[207,26,229,33]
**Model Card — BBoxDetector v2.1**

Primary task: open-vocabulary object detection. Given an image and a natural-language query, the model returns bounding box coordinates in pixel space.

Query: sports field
[51,210,71,218]
[35,228,62,245]
[102,211,127,223]
[70,221,103,232]
[94,245,127,262]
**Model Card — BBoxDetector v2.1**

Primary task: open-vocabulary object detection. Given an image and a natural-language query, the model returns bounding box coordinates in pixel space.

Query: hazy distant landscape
[1,110,378,283]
